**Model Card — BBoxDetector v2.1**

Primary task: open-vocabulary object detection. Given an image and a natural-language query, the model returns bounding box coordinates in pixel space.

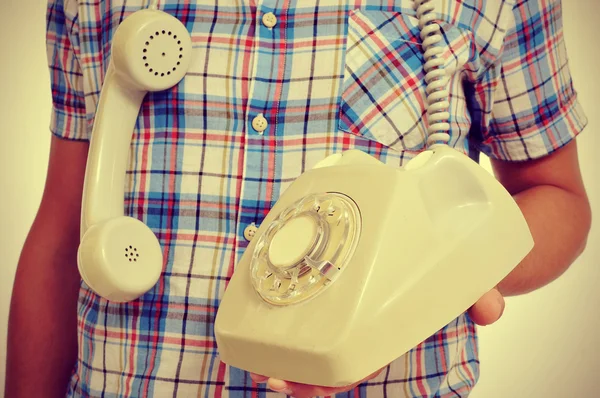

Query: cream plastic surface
[77,8,192,302]
[214,147,534,387]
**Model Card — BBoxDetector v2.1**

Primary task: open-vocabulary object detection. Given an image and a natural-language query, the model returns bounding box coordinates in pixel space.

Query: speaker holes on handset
[142,32,184,77]
[124,246,139,262]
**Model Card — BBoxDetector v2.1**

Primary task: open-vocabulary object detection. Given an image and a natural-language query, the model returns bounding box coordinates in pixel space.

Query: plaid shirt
[46,0,586,396]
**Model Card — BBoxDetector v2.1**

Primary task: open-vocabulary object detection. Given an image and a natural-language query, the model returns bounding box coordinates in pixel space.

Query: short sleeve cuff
[477,94,588,162]
[50,104,90,141]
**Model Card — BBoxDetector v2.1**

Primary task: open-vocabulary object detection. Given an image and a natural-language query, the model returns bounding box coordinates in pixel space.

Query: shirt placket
[237,0,285,253]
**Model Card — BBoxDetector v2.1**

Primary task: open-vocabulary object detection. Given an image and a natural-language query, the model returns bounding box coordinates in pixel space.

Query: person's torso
[65,0,516,396]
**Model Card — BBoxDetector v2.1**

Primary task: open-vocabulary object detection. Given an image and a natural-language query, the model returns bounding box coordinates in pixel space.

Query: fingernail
[268,378,291,394]
[498,296,506,317]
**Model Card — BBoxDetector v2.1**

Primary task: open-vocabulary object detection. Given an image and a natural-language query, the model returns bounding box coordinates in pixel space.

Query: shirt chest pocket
[339,9,472,153]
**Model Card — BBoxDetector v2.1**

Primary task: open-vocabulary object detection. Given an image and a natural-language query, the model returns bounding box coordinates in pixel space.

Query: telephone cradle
[214,146,534,387]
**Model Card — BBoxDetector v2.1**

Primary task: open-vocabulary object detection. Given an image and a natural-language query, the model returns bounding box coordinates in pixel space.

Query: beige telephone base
[214,146,534,387]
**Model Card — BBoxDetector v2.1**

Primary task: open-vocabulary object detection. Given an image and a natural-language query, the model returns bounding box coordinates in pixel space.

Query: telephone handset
[213,0,534,388]
[77,3,193,302]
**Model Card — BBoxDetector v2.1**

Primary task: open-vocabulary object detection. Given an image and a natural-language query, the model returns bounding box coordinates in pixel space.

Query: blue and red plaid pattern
[46,0,587,396]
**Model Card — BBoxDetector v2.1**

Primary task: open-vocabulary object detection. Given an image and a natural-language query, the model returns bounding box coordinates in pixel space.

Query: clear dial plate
[250,192,361,305]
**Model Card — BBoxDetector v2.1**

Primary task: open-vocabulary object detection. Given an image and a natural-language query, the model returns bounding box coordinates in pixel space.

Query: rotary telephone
[76,0,533,387]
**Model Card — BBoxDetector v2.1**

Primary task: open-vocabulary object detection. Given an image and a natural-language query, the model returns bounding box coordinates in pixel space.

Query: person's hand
[250,367,384,398]
[250,287,505,397]
[467,287,505,326]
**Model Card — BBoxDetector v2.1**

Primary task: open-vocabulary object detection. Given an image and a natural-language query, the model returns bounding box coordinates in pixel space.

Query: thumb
[468,288,505,326]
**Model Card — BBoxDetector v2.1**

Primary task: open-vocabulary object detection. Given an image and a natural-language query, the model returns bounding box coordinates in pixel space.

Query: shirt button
[252,113,268,134]
[262,12,277,28]
[244,223,259,241]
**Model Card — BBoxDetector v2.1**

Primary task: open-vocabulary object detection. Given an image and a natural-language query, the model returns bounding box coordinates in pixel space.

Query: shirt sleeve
[472,0,587,161]
[46,0,90,141]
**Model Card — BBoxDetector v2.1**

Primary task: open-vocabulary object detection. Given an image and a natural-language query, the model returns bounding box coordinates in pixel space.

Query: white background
[1,0,598,396]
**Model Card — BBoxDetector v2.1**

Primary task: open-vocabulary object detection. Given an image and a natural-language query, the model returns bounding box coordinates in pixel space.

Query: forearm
[5,213,82,397]
[497,184,591,297]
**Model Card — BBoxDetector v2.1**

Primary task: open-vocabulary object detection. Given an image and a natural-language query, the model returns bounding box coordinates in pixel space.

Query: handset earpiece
[77,8,192,302]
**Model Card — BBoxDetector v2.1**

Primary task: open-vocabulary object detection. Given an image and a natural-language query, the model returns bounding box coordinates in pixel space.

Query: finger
[468,288,505,326]
[266,378,294,396]
[279,382,346,398]
[268,377,359,398]
[249,373,269,383]
[269,368,384,397]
